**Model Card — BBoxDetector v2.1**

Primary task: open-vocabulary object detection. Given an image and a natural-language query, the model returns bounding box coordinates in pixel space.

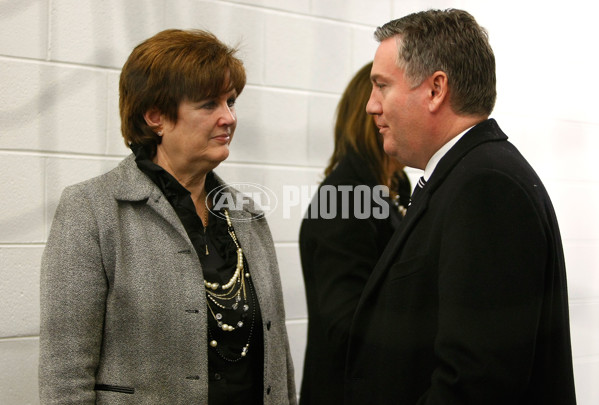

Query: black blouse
[133,145,264,405]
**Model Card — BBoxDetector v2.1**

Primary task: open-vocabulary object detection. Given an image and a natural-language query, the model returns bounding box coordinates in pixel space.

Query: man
[345,9,577,404]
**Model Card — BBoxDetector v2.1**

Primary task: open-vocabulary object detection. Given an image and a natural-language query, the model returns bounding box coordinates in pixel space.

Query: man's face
[366,37,429,169]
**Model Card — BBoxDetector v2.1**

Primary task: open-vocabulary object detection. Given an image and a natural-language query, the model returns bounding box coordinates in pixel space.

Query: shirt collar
[423,126,473,181]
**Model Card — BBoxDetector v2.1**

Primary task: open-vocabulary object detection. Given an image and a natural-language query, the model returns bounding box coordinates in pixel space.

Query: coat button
[214,373,222,381]
[266,321,271,330]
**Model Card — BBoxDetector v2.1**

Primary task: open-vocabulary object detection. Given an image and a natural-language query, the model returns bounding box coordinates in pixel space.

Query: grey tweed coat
[39,154,297,404]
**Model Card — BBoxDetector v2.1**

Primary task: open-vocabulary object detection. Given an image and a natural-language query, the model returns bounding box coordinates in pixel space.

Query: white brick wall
[1,0,597,403]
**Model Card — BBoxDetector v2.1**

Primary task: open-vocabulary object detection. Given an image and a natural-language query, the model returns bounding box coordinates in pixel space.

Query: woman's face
[156,89,238,171]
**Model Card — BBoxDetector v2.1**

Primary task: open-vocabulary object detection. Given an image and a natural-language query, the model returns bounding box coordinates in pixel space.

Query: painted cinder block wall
[1,0,598,403]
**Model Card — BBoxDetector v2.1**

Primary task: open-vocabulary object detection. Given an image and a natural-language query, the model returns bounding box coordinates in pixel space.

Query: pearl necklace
[203,209,249,292]
[204,209,256,361]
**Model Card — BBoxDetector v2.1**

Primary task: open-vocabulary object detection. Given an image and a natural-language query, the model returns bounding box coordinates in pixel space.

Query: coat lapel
[112,154,192,246]
[358,119,508,303]
[220,184,268,283]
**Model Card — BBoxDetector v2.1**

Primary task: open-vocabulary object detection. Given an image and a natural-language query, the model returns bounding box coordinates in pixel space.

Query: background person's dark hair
[374,8,496,116]
[119,29,246,156]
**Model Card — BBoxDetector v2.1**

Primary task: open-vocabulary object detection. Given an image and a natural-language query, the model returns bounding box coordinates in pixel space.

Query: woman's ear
[143,107,163,135]
[427,71,448,113]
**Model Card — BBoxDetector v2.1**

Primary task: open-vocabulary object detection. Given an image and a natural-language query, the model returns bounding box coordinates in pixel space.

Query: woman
[39,29,296,405]
[298,62,410,404]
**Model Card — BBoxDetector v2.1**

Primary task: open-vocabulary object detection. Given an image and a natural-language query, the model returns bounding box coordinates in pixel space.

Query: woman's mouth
[211,134,231,144]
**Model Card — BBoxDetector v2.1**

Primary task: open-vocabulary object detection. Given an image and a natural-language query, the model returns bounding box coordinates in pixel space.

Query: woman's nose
[218,103,236,126]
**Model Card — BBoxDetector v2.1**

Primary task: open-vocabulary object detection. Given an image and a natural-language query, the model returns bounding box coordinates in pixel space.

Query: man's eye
[227,98,236,107]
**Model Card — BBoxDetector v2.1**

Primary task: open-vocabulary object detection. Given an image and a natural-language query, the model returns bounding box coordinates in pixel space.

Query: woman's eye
[199,96,235,110]
[201,101,217,109]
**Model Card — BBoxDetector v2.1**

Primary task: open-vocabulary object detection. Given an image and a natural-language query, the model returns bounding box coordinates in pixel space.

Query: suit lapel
[358,187,430,302]
[357,119,508,305]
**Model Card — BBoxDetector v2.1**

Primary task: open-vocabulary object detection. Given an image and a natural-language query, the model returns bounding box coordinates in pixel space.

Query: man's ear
[427,71,448,113]
[143,107,163,134]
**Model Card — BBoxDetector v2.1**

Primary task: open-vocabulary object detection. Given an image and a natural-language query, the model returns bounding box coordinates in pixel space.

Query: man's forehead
[370,46,401,81]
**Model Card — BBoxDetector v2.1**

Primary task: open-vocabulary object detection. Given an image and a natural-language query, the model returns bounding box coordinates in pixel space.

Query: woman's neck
[152,151,213,220]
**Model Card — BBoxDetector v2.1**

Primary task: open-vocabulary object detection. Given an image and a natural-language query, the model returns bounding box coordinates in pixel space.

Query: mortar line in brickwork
[244,83,340,97]
[0,54,121,73]
[217,0,376,29]
[0,335,39,342]
[0,243,46,248]
[0,149,326,173]
[285,319,307,326]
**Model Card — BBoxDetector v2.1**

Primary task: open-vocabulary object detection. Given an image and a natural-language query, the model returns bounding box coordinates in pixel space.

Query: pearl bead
[210,340,218,347]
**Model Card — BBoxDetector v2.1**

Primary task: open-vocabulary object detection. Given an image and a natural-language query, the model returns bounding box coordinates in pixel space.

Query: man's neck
[419,114,487,174]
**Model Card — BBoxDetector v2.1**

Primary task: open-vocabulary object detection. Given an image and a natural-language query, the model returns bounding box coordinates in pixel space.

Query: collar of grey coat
[110,154,267,261]
[112,154,264,216]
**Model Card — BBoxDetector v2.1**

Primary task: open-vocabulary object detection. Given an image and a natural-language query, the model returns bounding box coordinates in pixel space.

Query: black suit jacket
[299,151,409,404]
[345,119,576,404]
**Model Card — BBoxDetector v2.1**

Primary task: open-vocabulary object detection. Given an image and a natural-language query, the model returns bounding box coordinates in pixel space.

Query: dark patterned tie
[408,176,427,207]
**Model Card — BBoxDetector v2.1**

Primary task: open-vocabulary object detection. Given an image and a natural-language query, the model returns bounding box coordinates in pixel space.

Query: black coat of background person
[299,149,410,404]
[344,119,577,404]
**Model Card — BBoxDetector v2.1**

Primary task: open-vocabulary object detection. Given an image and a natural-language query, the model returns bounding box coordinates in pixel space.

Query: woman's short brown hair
[119,29,246,153]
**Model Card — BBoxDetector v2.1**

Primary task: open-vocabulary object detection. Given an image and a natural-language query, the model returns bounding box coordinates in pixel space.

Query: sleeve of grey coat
[39,185,107,404]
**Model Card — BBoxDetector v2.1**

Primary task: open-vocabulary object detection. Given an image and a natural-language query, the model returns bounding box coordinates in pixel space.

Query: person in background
[345,9,577,404]
[298,61,411,404]
[39,29,296,405]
